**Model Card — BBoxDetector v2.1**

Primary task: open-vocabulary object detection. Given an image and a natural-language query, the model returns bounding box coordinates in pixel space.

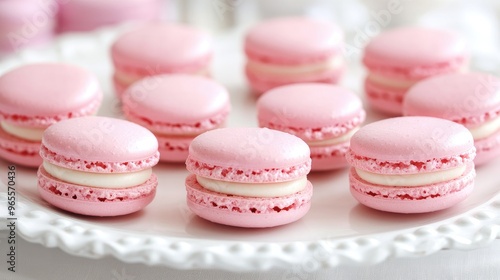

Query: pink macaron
[185,127,313,228]
[362,27,468,115]
[403,72,500,165]
[57,0,162,33]
[0,0,57,54]
[111,23,213,97]
[37,116,159,216]
[346,116,476,214]
[0,63,102,167]
[244,17,344,94]
[122,74,231,162]
[257,83,365,171]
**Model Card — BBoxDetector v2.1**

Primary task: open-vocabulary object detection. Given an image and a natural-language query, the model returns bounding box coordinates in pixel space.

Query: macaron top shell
[122,74,230,135]
[346,117,475,174]
[257,83,365,140]
[40,116,159,173]
[404,72,500,126]
[186,127,311,183]
[111,23,212,72]
[363,27,467,77]
[0,63,102,127]
[245,17,343,64]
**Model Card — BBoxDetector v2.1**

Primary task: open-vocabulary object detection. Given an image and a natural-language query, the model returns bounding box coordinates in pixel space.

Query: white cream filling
[247,55,343,77]
[307,127,359,147]
[196,176,307,198]
[356,165,466,187]
[43,161,152,189]
[468,115,500,140]
[367,73,419,89]
[1,121,45,141]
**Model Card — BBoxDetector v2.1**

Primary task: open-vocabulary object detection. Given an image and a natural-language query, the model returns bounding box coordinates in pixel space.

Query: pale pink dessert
[122,74,231,162]
[257,83,365,171]
[57,0,162,33]
[0,63,102,167]
[244,17,344,94]
[0,0,56,54]
[185,127,313,228]
[37,116,159,216]
[404,72,500,165]
[363,27,468,115]
[346,117,476,213]
[111,23,213,96]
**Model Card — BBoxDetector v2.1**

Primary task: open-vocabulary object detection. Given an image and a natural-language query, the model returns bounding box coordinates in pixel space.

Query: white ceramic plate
[0,25,499,272]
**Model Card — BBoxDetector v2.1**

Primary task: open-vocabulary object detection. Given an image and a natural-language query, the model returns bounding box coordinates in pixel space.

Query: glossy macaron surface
[187,127,311,176]
[404,72,500,124]
[348,116,475,170]
[111,23,212,72]
[245,17,343,64]
[58,0,161,32]
[41,116,159,171]
[0,63,102,126]
[257,83,364,139]
[122,74,230,135]
[363,27,467,76]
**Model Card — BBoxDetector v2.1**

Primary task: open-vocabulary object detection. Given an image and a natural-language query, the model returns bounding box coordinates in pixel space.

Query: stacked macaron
[257,83,365,171]
[57,0,162,33]
[122,74,231,162]
[37,116,159,216]
[346,117,476,213]
[185,127,313,228]
[362,27,468,115]
[244,17,344,94]
[0,63,102,167]
[404,72,500,165]
[111,23,213,96]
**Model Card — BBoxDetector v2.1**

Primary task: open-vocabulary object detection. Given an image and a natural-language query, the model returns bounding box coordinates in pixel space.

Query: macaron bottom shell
[0,126,42,167]
[0,148,42,168]
[37,166,157,216]
[185,174,313,228]
[246,67,344,94]
[349,164,475,214]
[364,79,406,115]
[474,128,500,166]
[310,142,350,171]
[157,135,191,162]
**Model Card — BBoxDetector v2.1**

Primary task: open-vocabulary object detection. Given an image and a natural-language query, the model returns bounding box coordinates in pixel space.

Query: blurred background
[1,0,500,68]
